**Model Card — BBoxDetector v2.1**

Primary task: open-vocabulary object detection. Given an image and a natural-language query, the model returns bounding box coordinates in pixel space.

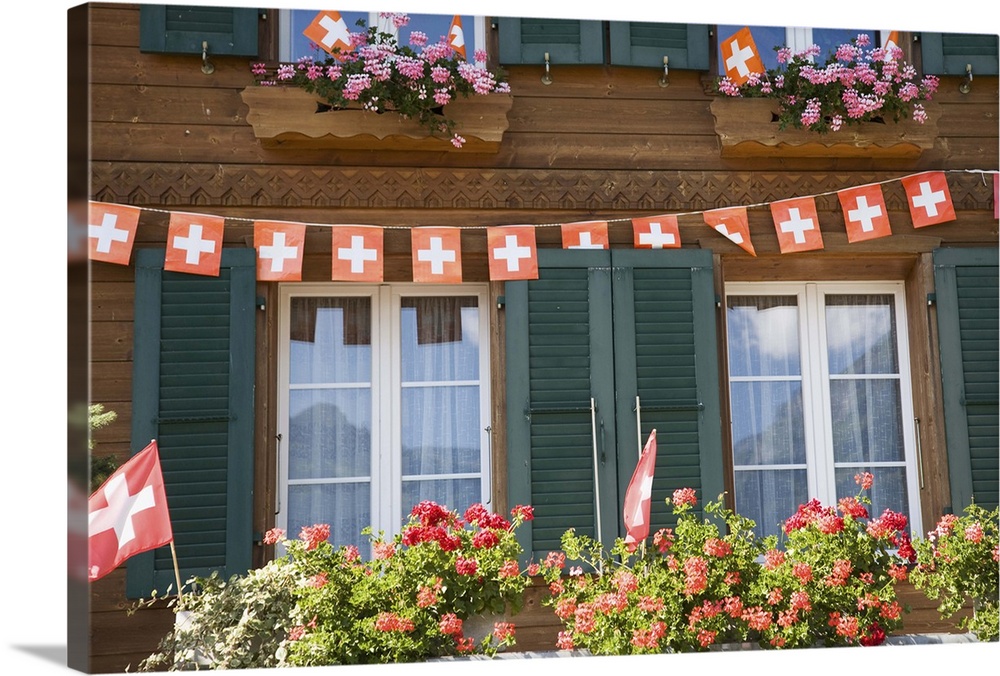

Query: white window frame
[276,283,492,543]
[725,281,922,530]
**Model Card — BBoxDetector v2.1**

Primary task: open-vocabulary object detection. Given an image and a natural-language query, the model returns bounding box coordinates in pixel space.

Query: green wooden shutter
[140,4,259,56]
[498,17,605,65]
[608,22,710,70]
[610,250,724,529]
[933,247,999,514]
[920,32,999,75]
[506,249,724,562]
[128,248,256,598]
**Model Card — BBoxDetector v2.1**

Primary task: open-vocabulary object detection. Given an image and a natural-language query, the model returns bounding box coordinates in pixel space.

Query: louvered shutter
[497,17,605,65]
[139,4,259,56]
[610,250,724,530]
[506,249,723,562]
[920,32,999,75]
[934,247,999,513]
[127,248,256,598]
[608,22,710,70]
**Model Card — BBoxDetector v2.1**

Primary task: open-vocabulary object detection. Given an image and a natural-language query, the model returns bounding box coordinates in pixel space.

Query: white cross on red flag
[412,227,463,283]
[632,215,681,249]
[165,213,224,276]
[902,171,956,228]
[88,202,140,265]
[487,226,538,280]
[623,429,657,552]
[88,440,173,582]
[838,184,892,243]
[332,225,383,282]
[449,15,467,60]
[561,221,609,250]
[704,206,756,256]
[771,196,824,254]
[254,221,306,281]
[721,27,764,85]
[303,10,353,56]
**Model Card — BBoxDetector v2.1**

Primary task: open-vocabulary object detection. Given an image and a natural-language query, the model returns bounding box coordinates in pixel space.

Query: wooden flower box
[710,97,939,159]
[241,86,514,152]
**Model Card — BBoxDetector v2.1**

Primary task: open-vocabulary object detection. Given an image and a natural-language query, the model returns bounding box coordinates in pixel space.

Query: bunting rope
[85,169,999,282]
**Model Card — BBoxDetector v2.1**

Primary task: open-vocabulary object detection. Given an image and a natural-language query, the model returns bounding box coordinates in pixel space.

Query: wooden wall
[86,3,997,671]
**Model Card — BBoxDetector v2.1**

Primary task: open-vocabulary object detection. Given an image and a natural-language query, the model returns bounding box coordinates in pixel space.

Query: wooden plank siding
[84,4,996,670]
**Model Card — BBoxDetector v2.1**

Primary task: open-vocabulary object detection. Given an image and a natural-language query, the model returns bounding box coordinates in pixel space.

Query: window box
[710,97,939,159]
[240,86,513,152]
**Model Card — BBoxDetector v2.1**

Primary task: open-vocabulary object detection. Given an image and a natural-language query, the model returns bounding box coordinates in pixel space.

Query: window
[715,25,881,72]
[725,282,921,540]
[278,9,485,62]
[277,284,491,555]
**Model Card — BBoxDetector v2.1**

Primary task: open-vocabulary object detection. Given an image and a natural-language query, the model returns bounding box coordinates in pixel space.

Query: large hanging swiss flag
[487,226,538,280]
[165,213,224,276]
[632,215,681,249]
[561,221,609,250]
[771,196,824,254]
[704,206,756,256]
[902,171,956,228]
[332,225,383,282]
[412,227,463,283]
[88,202,140,265]
[255,221,306,281]
[838,184,892,243]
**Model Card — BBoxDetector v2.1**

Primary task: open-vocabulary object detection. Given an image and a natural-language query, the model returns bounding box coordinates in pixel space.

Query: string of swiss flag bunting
[88,170,998,282]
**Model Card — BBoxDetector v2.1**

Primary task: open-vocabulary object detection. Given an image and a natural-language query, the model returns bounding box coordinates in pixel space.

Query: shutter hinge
[497,295,505,309]
[257,295,266,310]
[926,293,936,306]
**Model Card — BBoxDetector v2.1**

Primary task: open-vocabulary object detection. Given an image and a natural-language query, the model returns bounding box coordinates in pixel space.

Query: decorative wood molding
[90,164,995,214]
[711,98,939,159]
[241,86,513,152]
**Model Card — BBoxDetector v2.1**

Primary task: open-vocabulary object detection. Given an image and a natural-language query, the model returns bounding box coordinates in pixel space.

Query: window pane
[825,295,898,375]
[727,296,801,377]
[288,483,370,555]
[812,28,874,59]
[400,297,480,382]
[835,466,910,527]
[401,386,480,475]
[289,389,371,479]
[401,14,477,61]
[289,297,372,384]
[730,381,806,465]
[829,379,905,463]
[402,478,481,520]
[734,468,808,540]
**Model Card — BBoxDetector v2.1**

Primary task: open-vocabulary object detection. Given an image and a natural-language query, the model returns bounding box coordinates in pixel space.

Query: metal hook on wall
[958,63,972,94]
[201,41,215,75]
[541,52,553,85]
[658,56,670,88]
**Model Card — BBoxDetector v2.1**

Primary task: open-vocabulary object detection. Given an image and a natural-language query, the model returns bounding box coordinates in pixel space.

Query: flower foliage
[539,476,915,654]
[251,12,509,148]
[911,502,1000,642]
[139,501,533,669]
[714,33,939,133]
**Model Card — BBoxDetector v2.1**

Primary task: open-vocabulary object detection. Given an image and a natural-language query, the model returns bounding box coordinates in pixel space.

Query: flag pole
[170,541,183,602]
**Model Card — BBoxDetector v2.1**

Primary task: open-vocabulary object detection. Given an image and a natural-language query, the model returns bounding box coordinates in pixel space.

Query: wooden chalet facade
[80,3,998,672]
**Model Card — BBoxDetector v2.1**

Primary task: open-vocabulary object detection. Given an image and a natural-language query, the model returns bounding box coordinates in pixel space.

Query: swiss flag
[88,202,139,265]
[448,15,467,60]
[165,213,224,276]
[623,429,657,551]
[88,440,173,582]
[838,184,892,243]
[487,226,538,281]
[332,225,383,282]
[882,30,901,58]
[304,10,353,56]
[771,197,824,254]
[255,221,306,281]
[720,27,764,85]
[902,172,956,228]
[704,206,756,256]
[632,215,681,249]
[412,227,463,283]
[561,221,609,250]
